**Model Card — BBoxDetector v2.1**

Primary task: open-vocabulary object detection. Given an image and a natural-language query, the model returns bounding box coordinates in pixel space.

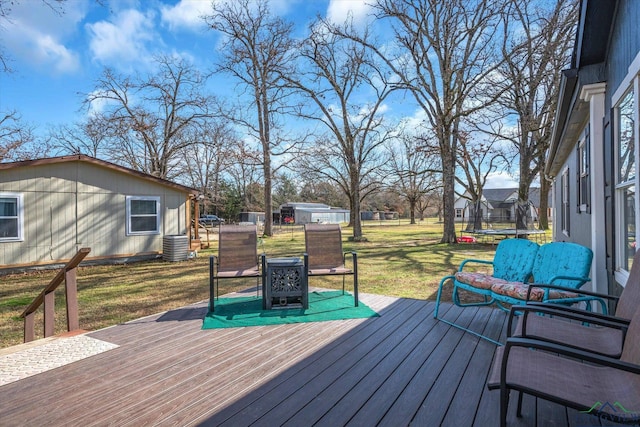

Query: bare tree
[178,120,236,216]
[420,188,444,222]
[417,189,443,221]
[299,179,349,209]
[338,0,507,243]
[497,0,577,229]
[296,130,386,236]
[272,173,299,210]
[83,55,214,179]
[0,110,46,161]
[362,188,405,216]
[384,131,440,224]
[47,115,112,158]
[204,0,298,236]
[287,19,396,240]
[455,130,508,230]
[224,139,264,215]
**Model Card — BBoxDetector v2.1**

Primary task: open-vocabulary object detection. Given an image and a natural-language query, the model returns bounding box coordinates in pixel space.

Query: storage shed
[278,202,349,224]
[0,155,199,269]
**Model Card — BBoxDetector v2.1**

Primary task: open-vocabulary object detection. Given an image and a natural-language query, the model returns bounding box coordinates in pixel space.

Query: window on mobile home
[577,125,590,212]
[126,196,161,235]
[561,167,570,236]
[616,89,636,273]
[0,193,23,241]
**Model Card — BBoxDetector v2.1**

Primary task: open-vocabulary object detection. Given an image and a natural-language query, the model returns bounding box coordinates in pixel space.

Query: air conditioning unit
[162,235,189,262]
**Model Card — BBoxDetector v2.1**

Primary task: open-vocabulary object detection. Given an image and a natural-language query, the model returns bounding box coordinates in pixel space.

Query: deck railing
[20,248,91,342]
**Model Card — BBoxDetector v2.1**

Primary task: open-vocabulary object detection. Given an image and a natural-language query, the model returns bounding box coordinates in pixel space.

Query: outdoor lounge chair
[489,241,596,308]
[209,225,263,312]
[487,304,640,427]
[435,240,598,345]
[304,223,358,307]
[433,238,539,343]
[507,249,640,358]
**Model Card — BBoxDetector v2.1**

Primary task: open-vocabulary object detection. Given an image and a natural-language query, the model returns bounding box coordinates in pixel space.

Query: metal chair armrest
[503,337,640,374]
[520,301,629,325]
[548,275,591,288]
[459,259,494,272]
[508,305,630,339]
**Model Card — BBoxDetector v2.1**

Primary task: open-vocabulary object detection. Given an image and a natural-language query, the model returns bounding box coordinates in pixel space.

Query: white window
[561,167,570,236]
[577,126,590,212]
[0,193,24,242]
[455,208,463,218]
[126,196,161,235]
[615,88,637,273]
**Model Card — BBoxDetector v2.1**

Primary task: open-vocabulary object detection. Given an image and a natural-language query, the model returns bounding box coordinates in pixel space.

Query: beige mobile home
[0,155,199,269]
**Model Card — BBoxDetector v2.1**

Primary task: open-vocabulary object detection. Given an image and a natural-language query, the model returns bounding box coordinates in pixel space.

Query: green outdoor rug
[202,290,379,329]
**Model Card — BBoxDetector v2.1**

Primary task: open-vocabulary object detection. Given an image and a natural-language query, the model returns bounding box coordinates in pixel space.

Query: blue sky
[1,0,377,126]
[0,0,519,188]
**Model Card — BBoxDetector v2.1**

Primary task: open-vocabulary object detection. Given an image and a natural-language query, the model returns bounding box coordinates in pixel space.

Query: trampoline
[469,228,547,244]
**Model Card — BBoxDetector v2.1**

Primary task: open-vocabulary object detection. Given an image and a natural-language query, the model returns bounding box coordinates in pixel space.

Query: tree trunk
[515,200,530,230]
[516,153,533,230]
[351,167,363,239]
[263,151,273,236]
[538,176,550,230]
[465,199,483,231]
[409,198,417,224]
[441,160,458,244]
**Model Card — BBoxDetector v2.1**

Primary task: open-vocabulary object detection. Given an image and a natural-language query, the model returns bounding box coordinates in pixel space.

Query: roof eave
[0,155,200,197]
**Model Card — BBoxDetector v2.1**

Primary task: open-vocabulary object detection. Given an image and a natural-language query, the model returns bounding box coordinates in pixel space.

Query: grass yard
[0,219,544,349]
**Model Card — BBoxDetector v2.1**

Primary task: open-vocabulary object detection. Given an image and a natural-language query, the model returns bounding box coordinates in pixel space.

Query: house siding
[549,0,640,298]
[0,160,189,267]
[606,0,640,94]
[602,0,640,294]
[552,149,592,249]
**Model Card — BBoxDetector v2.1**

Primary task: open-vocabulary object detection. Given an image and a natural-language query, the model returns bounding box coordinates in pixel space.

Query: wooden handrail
[20,248,91,342]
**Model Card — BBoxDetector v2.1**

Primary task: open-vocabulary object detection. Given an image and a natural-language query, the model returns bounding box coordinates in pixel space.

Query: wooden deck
[0,293,603,426]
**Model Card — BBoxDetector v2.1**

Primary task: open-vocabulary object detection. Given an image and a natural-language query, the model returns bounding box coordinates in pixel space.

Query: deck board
[412,308,494,426]
[277,301,435,427]
[445,308,507,426]
[0,293,604,426]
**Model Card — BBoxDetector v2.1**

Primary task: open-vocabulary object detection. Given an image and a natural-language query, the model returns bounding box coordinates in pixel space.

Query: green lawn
[0,219,535,349]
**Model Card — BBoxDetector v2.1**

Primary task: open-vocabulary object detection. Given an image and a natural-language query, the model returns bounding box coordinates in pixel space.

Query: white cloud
[326,0,373,26]
[485,172,519,189]
[85,87,140,119]
[353,103,389,122]
[86,9,158,68]
[396,108,430,136]
[160,0,211,32]
[161,0,298,32]
[2,0,86,74]
[85,90,111,117]
[268,0,302,16]
[33,34,80,73]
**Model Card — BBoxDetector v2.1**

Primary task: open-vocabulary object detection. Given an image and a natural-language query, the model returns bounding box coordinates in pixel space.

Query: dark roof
[0,155,199,196]
[482,187,549,208]
[483,188,517,204]
[574,0,617,68]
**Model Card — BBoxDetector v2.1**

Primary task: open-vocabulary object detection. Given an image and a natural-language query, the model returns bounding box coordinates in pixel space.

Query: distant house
[277,202,349,224]
[453,188,550,224]
[547,0,639,297]
[0,155,199,269]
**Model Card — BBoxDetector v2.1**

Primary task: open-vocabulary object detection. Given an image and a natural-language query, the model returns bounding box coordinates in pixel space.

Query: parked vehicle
[199,215,225,226]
